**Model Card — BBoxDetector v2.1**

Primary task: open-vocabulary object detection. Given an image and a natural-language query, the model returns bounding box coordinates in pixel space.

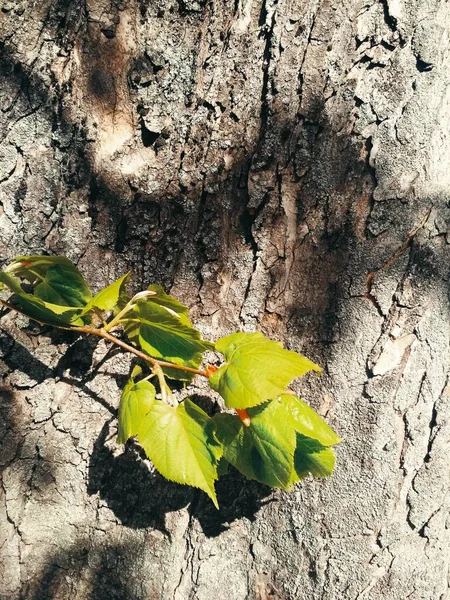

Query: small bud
[205,364,219,377]
[131,290,157,302]
[236,409,251,427]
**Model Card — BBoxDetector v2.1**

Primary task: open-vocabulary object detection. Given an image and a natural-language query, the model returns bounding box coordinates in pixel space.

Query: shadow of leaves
[88,420,273,538]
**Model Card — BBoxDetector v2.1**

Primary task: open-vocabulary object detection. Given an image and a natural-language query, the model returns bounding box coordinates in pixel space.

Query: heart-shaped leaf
[213,400,297,489]
[138,399,222,508]
[123,300,212,371]
[33,264,91,307]
[209,332,321,409]
[1,256,91,326]
[0,271,86,326]
[4,255,91,307]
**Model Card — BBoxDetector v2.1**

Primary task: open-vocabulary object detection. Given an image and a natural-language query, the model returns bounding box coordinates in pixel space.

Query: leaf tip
[210,492,220,510]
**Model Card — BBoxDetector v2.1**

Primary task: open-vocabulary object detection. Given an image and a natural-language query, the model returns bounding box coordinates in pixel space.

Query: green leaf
[281,395,341,447]
[117,366,156,444]
[33,264,91,307]
[123,300,212,371]
[121,285,213,377]
[216,457,230,477]
[138,399,222,508]
[146,284,193,326]
[213,400,297,489]
[4,255,83,282]
[293,434,336,479]
[0,271,85,326]
[161,365,195,383]
[1,255,92,320]
[209,332,322,409]
[4,255,91,307]
[0,271,29,296]
[82,273,130,315]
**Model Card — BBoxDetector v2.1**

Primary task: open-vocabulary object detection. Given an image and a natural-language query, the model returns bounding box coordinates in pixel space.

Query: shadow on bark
[88,420,272,537]
[0,328,119,415]
[25,540,152,600]
[0,384,20,467]
[1,12,449,598]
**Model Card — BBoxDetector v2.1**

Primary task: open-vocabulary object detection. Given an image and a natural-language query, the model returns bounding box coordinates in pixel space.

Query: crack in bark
[238,163,260,325]
[405,376,450,539]
[363,135,377,239]
[423,398,438,464]
[258,0,277,146]
[365,208,432,315]
[172,502,199,600]
[1,475,24,590]
[378,0,405,46]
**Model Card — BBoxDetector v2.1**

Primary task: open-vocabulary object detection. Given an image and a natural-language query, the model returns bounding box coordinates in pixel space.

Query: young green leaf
[293,435,336,479]
[0,271,86,326]
[138,399,222,508]
[146,284,193,326]
[4,256,91,306]
[280,394,341,447]
[209,332,322,409]
[117,366,156,444]
[82,273,130,315]
[4,255,83,282]
[213,400,297,489]
[33,264,91,307]
[123,300,212,370]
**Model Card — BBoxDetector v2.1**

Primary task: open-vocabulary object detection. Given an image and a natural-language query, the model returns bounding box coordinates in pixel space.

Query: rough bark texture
[1,1,449,598]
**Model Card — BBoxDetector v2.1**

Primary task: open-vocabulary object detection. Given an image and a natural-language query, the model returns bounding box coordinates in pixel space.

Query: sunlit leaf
[209,332,321,409]
[280,394,341,447]
[0,255,341,498]
[123,300,212,371]
[146,284,193,326]
[138,399,222,508]
[82,273,130,315]
[293,435,336,479]
[117,366,156,444]
[213,400,297,489]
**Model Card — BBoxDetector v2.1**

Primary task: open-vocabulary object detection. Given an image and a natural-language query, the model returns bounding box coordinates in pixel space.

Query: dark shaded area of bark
[1,0,449,598]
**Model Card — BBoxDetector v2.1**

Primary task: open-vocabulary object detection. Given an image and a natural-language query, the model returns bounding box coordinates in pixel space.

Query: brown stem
[0,299,211,378]
[71,326,210,378]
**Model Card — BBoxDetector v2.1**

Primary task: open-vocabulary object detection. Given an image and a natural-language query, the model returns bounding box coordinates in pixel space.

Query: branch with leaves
[0,255,341,508]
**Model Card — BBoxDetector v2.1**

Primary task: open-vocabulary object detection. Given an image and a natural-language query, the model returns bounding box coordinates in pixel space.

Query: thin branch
[0,298,211,378]
[75,326,210,378]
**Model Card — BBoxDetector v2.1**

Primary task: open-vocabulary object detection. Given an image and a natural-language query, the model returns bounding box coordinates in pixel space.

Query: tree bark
[1,0,449,599]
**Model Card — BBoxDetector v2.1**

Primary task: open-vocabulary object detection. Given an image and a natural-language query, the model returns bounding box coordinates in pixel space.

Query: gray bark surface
[0,0,449,598]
